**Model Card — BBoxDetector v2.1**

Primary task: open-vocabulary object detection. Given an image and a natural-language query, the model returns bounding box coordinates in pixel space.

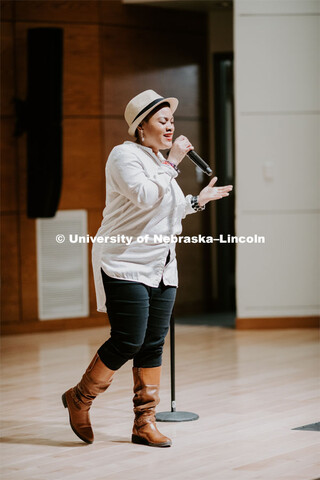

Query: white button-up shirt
[92,140,196,312]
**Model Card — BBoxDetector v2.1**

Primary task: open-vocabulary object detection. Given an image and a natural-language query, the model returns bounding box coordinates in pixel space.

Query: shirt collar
[123,141,166,163]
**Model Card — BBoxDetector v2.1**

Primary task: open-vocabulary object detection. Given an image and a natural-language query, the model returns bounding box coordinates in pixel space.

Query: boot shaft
[131,366,172,447]
[132,366,161,412]
[77,353,115,401]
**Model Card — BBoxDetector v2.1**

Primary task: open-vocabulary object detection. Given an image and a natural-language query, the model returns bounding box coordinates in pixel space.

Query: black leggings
[98,268,176,370]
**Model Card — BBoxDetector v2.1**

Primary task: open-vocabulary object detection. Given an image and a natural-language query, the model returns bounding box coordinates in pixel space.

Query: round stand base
[156,411,199,422]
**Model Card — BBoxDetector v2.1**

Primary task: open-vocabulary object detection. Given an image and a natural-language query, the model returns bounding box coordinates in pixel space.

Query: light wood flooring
[1,325,319,480]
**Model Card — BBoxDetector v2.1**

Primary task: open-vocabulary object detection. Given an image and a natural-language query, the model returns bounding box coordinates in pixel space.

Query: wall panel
[236,212,320,317]
[234,0,320,324]
[0,1,14,21]
[59,119,104,210]
[236,15,320,113]
[1,119,18,213]
[63,24,102,116]
[101,25,205,119]
[15,0,100,23]
[0,214,20,324]
[237,114,319,212]
[19,216,38,323]
[237,0,320,15]
[1,21,14,117]
[98,0,204,32]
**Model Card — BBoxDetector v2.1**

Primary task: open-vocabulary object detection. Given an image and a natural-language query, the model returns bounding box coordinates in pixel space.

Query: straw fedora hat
[124,89,179,137]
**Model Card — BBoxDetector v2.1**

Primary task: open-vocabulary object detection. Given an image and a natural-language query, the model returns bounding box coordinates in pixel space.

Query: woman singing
[62,89,233,448]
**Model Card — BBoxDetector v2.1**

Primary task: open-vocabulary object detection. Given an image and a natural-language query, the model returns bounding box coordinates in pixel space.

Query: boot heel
[131,434,171,447]
[62,392,68,408]
[132,434,148,446]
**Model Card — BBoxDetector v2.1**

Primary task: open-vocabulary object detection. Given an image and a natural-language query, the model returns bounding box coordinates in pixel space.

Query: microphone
[186,150,213,176]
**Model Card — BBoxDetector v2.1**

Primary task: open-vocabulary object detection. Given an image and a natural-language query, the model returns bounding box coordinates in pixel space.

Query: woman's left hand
[198,176,233,207]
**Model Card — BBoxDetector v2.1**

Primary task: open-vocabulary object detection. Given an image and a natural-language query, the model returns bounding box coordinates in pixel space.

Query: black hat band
[132,97,165,125]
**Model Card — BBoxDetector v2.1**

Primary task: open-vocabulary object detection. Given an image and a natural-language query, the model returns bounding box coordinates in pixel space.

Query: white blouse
[92,140,196,313]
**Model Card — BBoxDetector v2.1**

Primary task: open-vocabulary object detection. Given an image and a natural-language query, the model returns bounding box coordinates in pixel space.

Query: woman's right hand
[167,135,194,166]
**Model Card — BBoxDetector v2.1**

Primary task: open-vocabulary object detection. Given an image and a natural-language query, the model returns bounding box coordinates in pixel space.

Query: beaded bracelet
[162,160,180,174]
[191,195,205,212]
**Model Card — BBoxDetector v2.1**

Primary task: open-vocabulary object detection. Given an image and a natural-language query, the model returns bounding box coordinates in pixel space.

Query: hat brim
[128,97,179,137]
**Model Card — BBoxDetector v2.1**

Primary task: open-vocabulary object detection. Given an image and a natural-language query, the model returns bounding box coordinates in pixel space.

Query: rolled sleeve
[183,194,197,218]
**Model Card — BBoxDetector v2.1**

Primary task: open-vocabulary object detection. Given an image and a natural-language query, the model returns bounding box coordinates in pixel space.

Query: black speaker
[26,28,63,218]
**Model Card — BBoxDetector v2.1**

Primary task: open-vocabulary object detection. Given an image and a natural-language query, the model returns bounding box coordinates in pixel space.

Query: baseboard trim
[236,316,319,329]
[1,315,108,335]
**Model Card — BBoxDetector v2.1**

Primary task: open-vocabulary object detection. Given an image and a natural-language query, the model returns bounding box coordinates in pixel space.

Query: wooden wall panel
[0,1,13,21]
[59,119,104,210]
[98,0,205,33]
[19,216,38,323]
[12,24,27,109]
[1,21,14,117]
[63,24,101,116]
[16,135,27,214]
[101,25,206,118]
[1,119,18,213]
[103,117,130,155]
[0,214,20,324]
[15,1,100,24]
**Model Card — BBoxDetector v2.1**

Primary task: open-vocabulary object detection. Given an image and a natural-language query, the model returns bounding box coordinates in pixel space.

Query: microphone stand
[156,312,199,422]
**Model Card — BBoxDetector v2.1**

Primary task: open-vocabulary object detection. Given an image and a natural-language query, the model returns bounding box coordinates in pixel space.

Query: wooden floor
[1,325,319,480]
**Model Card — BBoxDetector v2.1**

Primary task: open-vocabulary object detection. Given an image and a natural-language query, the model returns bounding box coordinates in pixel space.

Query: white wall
[234,0,320,319]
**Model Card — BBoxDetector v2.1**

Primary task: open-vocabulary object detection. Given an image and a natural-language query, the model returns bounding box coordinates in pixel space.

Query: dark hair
[134,101,171,139]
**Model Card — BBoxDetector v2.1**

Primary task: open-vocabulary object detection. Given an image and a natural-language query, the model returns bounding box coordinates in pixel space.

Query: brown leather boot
[62,353,115,444]
[132,366,172,447]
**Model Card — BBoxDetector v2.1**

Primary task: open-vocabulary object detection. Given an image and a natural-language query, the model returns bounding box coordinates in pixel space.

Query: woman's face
[139,106,175,153]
